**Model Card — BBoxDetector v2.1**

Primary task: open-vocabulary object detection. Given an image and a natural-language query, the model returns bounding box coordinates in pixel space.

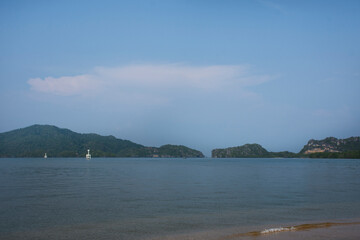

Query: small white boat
[86,149,91,160]
[44,153,47,159]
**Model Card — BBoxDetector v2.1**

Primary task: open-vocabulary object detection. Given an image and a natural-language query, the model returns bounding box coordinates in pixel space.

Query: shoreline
[2,218,360,240]
[147,218,360,240]
[223,221,360,240]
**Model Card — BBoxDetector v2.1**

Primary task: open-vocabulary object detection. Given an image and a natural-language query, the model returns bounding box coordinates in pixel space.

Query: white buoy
[86,149,91,160]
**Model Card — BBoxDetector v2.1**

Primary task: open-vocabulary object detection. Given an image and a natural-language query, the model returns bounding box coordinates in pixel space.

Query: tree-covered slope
[212,144,298,158]
[152,144,204,158]
[0,125,204,158]
[212,144,271,158]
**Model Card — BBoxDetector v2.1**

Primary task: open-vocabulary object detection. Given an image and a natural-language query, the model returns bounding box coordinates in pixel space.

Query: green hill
[212,144,269,158]
[149,144,205,158]
[0,125,204,158]
[212,144,297,158]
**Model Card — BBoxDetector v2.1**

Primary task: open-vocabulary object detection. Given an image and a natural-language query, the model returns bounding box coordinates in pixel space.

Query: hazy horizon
[1,0,359,156]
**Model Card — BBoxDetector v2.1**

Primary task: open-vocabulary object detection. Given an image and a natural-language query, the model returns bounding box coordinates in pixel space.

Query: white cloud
[28,63,274,104]
[93,64,251,90]
[28,74,100,96]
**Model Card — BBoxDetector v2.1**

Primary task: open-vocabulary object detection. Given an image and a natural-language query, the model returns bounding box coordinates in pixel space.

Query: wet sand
[247,224,360,240]
[149,220,360,240]
[2,219,360,240]
[222,222,360,240]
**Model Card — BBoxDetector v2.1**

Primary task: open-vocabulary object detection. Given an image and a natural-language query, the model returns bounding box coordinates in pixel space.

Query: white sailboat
[44,153,47,159]
[86,149,91,160]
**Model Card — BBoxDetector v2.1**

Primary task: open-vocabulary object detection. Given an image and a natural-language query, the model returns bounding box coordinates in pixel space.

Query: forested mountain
[0,125,204,158]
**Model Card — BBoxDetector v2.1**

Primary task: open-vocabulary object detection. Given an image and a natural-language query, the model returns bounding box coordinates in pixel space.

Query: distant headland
[212,137,360,159]
[0,125,359,158]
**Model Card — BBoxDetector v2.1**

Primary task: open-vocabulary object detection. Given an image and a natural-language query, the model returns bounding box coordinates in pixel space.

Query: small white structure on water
[86,149,91,160]
[44,153,47,159]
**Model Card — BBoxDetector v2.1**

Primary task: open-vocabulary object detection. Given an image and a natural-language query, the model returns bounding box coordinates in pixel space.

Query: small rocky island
[212,144,297,158]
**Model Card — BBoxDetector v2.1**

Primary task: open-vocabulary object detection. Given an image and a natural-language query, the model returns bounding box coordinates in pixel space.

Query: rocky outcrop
[300,137,360,154]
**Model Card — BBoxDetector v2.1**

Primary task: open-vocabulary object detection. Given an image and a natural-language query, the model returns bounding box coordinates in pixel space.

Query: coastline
[148,219,360,240]
[2,218,360,240]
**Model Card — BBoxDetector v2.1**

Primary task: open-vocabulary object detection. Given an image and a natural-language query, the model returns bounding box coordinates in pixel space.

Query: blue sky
[1,0,359,156]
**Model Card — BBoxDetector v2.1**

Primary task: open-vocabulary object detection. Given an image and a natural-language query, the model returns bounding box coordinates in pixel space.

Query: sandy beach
[148,220,360,240]
[2,218,360,240]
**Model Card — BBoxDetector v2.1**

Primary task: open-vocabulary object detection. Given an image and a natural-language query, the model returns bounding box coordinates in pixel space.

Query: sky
[0,0,359,156]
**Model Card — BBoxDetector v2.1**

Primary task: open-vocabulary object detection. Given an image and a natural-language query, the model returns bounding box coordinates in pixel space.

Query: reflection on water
[0,158,360,239]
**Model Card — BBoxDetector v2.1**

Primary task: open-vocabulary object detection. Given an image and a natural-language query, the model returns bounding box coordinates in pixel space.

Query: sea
[0,158,360,240]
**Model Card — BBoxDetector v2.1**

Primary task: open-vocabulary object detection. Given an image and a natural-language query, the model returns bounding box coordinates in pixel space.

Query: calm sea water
[0,158,359,239]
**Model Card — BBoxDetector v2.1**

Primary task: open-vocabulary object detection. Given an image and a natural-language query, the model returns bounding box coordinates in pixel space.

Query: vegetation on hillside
[212,137,360,159]
[1,125,359,159]
[300,137,360,154]
[0,125,204,158]
[307,150,360,159]
[212,144,298,158]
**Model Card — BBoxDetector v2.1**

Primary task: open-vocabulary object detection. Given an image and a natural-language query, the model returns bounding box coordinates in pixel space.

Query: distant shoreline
[1,157,360,160]
[1,125,359,159]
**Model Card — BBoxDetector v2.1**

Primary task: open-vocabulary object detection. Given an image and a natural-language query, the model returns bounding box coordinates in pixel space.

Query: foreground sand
[2,219,360,240]
[150,220,360,240]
